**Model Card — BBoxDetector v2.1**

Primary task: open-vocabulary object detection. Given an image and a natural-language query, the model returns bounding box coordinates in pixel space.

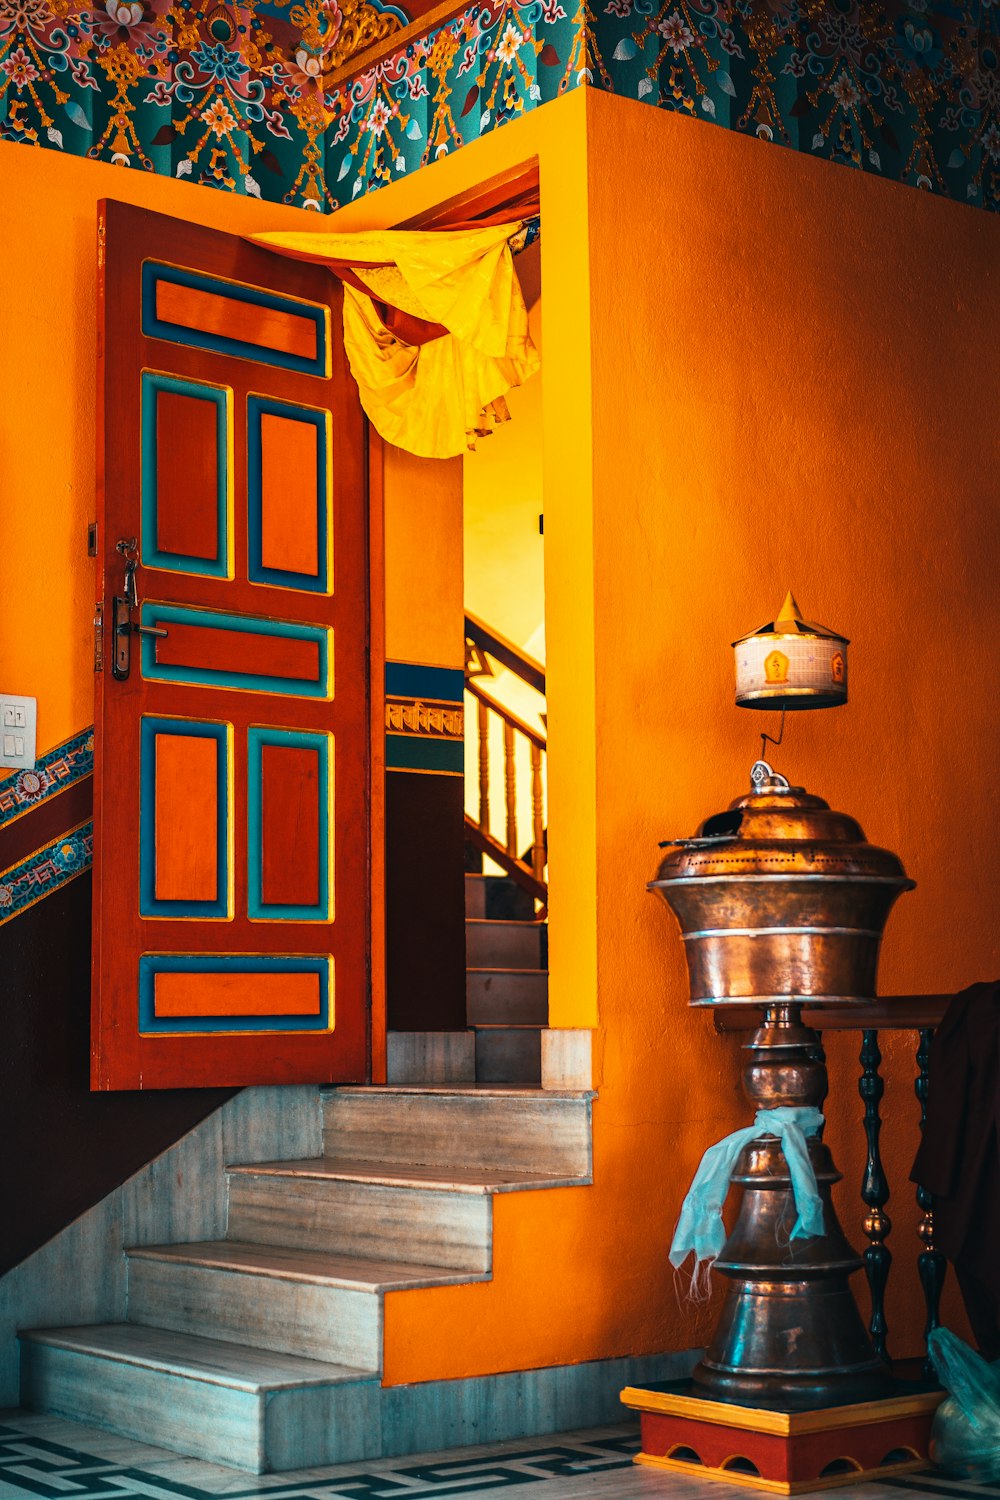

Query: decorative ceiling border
[1,3,998,214]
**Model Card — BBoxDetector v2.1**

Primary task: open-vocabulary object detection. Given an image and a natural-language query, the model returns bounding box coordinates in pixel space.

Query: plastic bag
[929,1327,1000,1481]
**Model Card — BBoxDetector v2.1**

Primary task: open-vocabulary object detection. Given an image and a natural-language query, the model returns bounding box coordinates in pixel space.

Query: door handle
[111,538,169,681]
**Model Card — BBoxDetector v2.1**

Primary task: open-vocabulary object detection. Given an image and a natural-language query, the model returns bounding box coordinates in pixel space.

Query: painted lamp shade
[733,591,848,711]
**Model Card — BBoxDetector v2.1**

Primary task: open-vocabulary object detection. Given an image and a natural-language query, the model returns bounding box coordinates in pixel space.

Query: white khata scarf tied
[669,1106,826,1299]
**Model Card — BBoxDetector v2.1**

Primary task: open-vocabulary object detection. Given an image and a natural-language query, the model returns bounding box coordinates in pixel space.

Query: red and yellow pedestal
[620,1380,946,1495]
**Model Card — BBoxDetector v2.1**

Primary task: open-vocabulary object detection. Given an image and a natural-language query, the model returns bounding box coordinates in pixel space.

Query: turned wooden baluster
[503,721,517,856]
[530,743,545,881]
[477,698,490,837]
[915,1027,947,1377]
[859,1029,892,1362]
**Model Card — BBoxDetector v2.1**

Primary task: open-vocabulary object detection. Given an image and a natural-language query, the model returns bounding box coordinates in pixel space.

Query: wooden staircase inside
[463,614,549,1087]
[19,1085,593,1472]
[466,872,547,1084]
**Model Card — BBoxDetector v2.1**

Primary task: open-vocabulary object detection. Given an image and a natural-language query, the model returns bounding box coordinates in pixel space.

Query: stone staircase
[19,1084,593,1472]
[465,872,547,1084]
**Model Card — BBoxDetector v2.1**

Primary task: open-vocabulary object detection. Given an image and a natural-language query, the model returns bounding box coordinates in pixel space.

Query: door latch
[112,537,168,682]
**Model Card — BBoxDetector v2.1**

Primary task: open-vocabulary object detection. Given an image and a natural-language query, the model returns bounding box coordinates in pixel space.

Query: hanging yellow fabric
[250,223,540,460]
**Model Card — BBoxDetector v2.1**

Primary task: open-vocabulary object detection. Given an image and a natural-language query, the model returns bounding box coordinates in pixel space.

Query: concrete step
[474,1027,542,1084]
[21,1322,695,1472]
[126,1243,483,1369]
[19,1323,377,1472]
[225,1158,578,1274]
[465,919,545,969]
[227,1161,491,1273]
[466,968,548,1025]
[321,1087,592,1177]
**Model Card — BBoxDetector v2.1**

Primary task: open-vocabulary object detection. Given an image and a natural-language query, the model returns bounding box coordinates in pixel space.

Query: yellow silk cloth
[250,224,540,459]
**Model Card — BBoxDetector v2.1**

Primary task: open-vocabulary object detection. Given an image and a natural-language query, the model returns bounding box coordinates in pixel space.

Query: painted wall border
[1,5,999,215]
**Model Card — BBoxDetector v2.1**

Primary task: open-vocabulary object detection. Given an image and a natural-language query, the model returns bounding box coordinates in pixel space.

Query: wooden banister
[464,621,547,906]
[465,681,546,749]
[465,612,546,694]
[465,822,547,905]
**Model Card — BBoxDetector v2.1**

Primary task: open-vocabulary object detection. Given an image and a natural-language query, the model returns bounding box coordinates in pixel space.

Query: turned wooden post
[914,1027,947,1378]
[477,698,490,836]
[859,1029,892,1363]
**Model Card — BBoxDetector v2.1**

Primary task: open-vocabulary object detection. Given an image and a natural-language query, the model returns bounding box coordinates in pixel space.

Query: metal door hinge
[94,601,104,674]
[87,523,98,557]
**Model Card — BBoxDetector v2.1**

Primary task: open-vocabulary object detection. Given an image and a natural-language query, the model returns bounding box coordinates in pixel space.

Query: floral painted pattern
[0,728,94,825]
[595,0,1000,210]
[0,821,93,926]
[1,0,999,213]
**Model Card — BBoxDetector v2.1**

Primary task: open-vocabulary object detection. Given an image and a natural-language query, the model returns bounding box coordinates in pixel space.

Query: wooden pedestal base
[620,1379,945,1495]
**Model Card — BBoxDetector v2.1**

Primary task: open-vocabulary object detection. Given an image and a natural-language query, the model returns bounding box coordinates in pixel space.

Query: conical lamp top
[732,592,849,647]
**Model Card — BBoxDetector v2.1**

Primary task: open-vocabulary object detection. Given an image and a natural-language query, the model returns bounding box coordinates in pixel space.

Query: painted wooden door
[92,200,370,1091]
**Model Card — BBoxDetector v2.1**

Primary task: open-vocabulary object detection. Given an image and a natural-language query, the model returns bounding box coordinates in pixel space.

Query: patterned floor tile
[0,1414,989,1500]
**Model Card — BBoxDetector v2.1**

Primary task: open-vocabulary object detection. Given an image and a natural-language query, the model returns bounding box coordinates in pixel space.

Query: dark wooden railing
[716,997,950,1370]
[465,611,545,694]
[464,614,547,906]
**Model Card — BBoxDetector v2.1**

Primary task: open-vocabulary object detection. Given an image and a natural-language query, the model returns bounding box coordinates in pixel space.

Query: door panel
[93,200,369,1091]
[142,374,231,576]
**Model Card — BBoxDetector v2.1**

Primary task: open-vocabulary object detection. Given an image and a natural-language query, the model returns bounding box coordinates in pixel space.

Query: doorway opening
[382,205,547,1085]
[462,231,547,1083]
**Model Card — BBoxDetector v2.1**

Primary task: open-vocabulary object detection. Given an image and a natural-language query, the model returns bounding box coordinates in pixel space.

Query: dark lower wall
[0,873,234,1274]
[385,772,466,1031]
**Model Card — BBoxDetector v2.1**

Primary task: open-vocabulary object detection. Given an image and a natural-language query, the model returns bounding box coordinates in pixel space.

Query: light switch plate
[0,695,37,770]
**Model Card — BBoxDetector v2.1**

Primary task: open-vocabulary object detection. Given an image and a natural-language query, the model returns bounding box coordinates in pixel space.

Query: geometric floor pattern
[0,1415,987,1500]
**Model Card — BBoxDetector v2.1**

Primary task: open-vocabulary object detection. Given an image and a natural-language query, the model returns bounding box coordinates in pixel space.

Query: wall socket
[0,695,37,770]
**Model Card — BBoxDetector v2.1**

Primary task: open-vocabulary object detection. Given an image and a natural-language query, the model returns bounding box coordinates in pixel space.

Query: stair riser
[466,971,547,1025]
[464,875,486,918]
[127,1258,380,1369]
[19,1338,382,1472]
[20,1339,268,1470]
[386,1032,475,1085]
[227,1174,492,1273]
[465,923,543,968]
[474,1030,542,1085]
[322,1091,591,1176]
[464,875,534,921]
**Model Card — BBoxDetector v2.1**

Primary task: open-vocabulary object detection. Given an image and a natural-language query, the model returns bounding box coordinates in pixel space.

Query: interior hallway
[0,1415,979,1500]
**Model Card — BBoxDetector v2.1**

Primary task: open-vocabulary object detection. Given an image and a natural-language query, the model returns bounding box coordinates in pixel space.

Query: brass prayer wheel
[650,762,914,1009]
[651,764,915,1407]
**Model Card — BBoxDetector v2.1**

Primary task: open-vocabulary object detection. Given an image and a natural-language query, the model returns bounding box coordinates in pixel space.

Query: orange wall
[579,85,999,1369]
[371,88,996,1382]
[383,444,464,669]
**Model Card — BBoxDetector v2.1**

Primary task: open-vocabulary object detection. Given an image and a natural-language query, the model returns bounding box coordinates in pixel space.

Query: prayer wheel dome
[649,763,914,1007]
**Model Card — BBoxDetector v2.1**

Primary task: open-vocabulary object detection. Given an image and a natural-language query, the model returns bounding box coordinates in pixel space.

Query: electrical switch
[0,695,37,770]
